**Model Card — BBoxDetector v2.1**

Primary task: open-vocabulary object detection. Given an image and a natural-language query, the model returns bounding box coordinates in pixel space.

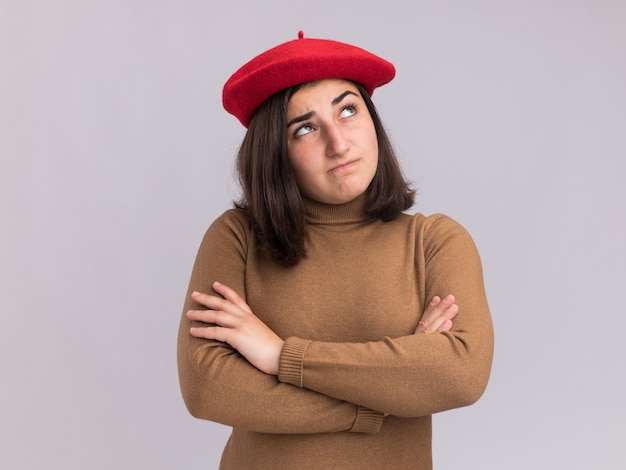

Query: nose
[324,123,349,158]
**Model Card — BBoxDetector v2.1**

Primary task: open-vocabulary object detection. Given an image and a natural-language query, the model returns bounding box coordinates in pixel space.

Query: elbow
[446,328,494,409]
[178,377,202,419]
[444,351,493,411]
[389,366,491,418]
[180,386,202,419]
[179,379,218,422]
[424,345,493,415]
[178,357,219,421]
[177,357,211,421]
[450,373,489,409]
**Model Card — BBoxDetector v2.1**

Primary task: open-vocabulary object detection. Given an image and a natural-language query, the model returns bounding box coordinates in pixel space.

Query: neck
[303,194,369,225]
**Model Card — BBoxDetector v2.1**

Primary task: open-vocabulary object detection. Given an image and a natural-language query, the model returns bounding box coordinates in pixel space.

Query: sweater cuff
[278,337,312,387]
[349,406,384,433]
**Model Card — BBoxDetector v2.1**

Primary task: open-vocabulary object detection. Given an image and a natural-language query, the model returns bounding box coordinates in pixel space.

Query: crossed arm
[187,282,459,376]
[177,211,493,432]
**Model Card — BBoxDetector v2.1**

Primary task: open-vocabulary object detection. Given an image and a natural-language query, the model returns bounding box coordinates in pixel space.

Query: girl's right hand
[414,295,459,334]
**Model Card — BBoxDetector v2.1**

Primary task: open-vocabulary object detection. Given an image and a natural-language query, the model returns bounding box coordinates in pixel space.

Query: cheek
[288,140,324,170]
[367,139,379,171]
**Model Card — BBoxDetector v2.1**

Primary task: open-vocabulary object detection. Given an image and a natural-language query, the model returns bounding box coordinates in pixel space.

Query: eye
[340,104,357,119]
[294,124,314,137]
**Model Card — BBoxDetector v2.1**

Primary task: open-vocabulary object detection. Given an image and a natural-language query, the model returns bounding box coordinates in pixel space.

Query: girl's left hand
[414,295,459,334]
[187,282,284,375]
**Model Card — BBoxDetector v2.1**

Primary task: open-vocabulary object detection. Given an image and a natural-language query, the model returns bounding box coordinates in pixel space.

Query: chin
[328,191,365,205]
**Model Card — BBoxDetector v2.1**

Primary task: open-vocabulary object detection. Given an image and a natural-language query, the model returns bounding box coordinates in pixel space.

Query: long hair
[235,82,415,266]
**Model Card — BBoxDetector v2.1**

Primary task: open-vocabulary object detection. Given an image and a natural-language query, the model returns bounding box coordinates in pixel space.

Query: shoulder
[212,207,253,230]
[202,207,254,246]
[406,212,478,252]
[404,211,467,234]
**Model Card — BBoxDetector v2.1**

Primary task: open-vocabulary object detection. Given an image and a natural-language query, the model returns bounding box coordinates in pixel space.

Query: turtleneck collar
[303,194,371,225]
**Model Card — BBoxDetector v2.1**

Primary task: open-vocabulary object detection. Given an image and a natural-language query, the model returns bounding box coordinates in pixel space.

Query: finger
[427,296,441,307]
[423,295,448,320]
[436,294,455,313]
[191,290,226,309]
[212,281,252,313]
[190,291,244,319]
[425,302,458,333]
[415,295,457,333]
[187,309,238,328]
[433,305,459,332]
[414,296,442,332]
[415,295,446,332]
[190,325,233,343]
[436,319,454,333]
[427,296,442,312]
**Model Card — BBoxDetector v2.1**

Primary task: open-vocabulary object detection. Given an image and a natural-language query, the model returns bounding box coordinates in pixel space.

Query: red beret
[222,31,396,127]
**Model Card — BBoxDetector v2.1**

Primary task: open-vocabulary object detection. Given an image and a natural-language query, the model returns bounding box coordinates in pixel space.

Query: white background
[1,1,625,468]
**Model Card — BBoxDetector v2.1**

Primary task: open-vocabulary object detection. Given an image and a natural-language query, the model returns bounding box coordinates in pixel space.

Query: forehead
[287,79,361,113]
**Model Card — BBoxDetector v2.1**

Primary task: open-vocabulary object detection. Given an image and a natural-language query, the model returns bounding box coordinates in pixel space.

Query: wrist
[269,339,285,375]
[277,337,312,386]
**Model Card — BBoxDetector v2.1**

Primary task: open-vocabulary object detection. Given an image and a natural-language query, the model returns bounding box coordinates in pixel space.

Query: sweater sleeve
[277,214,494,418]
[177,210,383,434]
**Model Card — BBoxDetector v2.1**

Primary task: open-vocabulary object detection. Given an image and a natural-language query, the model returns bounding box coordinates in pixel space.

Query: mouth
[328,159,359,173]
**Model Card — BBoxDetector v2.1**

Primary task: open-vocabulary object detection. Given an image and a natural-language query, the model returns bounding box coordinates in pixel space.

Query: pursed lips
[328,159,359,173]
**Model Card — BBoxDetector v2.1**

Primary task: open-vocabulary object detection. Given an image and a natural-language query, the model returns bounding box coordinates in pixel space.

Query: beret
[222,31,396,127]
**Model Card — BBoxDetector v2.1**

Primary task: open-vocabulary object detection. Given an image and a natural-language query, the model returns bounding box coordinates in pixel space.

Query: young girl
[177,31,494,469]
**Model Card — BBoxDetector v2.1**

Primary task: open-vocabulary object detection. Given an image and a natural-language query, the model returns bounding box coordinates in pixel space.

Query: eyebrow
[332,90,358,105]
[286,90,359,129]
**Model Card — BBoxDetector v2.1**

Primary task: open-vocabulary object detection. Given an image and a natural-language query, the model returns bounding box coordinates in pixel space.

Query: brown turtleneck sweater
[177,196,494,469]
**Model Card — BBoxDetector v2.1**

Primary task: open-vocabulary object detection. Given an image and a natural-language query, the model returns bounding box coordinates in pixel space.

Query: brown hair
[235,82,415,266]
